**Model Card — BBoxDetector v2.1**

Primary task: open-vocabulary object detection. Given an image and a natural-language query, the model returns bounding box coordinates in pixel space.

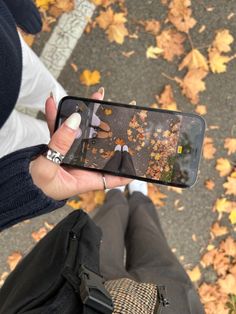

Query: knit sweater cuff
[0,145,66,231]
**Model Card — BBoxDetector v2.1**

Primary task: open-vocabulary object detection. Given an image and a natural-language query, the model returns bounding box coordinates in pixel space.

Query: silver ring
[102,174,108,190]
[43,147,65,165]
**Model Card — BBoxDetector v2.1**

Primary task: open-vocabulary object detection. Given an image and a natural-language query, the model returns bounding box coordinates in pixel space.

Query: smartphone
[55,96,206,188]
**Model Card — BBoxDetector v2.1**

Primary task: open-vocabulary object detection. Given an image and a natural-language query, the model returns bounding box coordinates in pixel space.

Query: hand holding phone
[29,90,131,201]
[55,97,205,188]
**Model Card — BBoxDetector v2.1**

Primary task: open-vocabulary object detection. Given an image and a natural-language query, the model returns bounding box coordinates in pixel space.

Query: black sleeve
[0,145,66,231]
[3,0,42,34]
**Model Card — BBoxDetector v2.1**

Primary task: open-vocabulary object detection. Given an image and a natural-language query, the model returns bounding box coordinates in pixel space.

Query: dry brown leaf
[223,172,236,196]
[96,7,114,29]
[211,222,228,237]
[175,69,208,105]
[143,19,161,35]
[212,29,234,53]
[179,49,209,71]
[224,138,236,155]
[215,158,232,177]
[195,105,207,115]
[157,85,178,111]
[80,70,101,86]
[70,63,78,72]
[202,137,216,159]
[204,179,215,190]
[115,138,125,145]
[208,48,232,73]
[7,252,22,271]
[168,0,197,33]
[219,274,236,295]
[156,29,185,62]
[121,50,135,58]
[187,266,201,282]
[91,0,114,7]
[148,183,167,207]
[32,227,48,242]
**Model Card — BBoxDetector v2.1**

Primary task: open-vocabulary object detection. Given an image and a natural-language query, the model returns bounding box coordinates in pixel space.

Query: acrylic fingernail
[65,113,81,130]
[98,87,105,98]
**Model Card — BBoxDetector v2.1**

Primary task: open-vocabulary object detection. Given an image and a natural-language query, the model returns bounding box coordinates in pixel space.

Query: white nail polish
[65,113,81,130]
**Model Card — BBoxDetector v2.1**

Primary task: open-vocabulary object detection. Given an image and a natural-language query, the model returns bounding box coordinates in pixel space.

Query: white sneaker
[128,180,148,196]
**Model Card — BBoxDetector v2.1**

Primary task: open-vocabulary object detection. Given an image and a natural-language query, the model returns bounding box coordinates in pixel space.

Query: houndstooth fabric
[105,278,159,314]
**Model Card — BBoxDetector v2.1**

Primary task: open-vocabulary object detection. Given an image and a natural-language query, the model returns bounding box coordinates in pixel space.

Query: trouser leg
[93,190,131,281]
[120,152,136,176]
[125,192,204,314]
[103,151,122,173]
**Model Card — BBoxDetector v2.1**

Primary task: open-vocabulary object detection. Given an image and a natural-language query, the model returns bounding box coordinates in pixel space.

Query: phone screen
[56,97,205,188]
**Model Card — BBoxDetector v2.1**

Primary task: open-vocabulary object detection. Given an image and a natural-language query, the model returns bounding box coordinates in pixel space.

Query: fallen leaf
[198,25,206,33]
[143,19,161,35]
[91,0,114,7]
[220,237,236,257]
[208,48,232,73]
[168,0,197,33]
[0,272,9,288]
[70,63,78,72]
[214,198,232,213]
[175,69,208,105]
[229,209,236,224]
[148,183,167,207]
[157,85,178,111]
[212,29,234,53]
[204,179,215,190]
[96,7,114,29]
[80,70,101,86]
[223,173,236,195]
[219,274,236,295]
[203,137,216,159]
[195,105,207,115]
[215,158,232,177]
[156,29,186,62]
[146,46,163,59]
[115,138,125,145]
[187,266,201,282]
[224,138,236,155]
[179,49,209,71]
[35,0,55,10]
[121,50,135,58]
[7,252,22,271]
[107,22,128,44]
[104,108,112,115]
[211,222,228,237]
[49,0,74,17]
[32,227,48,242]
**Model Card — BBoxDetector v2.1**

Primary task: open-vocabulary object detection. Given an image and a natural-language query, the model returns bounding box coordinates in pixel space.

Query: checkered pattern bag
[105,278,159,314]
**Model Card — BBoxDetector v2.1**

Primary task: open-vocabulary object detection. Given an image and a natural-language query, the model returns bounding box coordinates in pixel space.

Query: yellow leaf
[195,105,207,115]
[213,29,234,53]
[187,266,201,282]
[215,198,231,213]
[202,137,216,160]
[146,46,163,59]
[179,49,209,71]
[80,70,101,86]
[67,199,82,209]
[7,252,22,271]
[104,108,112,115]
[96,7,114,29]
[224,138,236,155]
[229,209,236,224]
[208,48,232,73]
[35,0,55,10]
[215,158,232,177]
[223,175,236,196]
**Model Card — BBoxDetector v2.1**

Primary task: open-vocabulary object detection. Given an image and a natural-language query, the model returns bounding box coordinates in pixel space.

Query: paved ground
[0,0,236,284]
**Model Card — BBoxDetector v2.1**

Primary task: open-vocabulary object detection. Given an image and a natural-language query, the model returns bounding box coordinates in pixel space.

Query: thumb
[49,112,81,157]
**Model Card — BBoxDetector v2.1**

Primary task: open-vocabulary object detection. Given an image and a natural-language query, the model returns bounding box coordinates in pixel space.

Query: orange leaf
[80,70,101,86]
[7,252,22,271]
[168,0,196,33]
[211,222,228,237]
[219,274,236,295]
[224,138,236,155]
[220,237,236,257]
[195,105,207,115]
[143,19,161,35]
[32,227,48,242]
[215,158,232,177]
[156,29,186,62]
[157,85,178,111]
[175,69,208,105]
[208,48,232,73]
[148,183,167,207]
[204,179,215,190]
[107,22,128,44]
[115,138,125,145]
[203,137,216,160]
[96,7,114,29]
[187,266,201,282]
